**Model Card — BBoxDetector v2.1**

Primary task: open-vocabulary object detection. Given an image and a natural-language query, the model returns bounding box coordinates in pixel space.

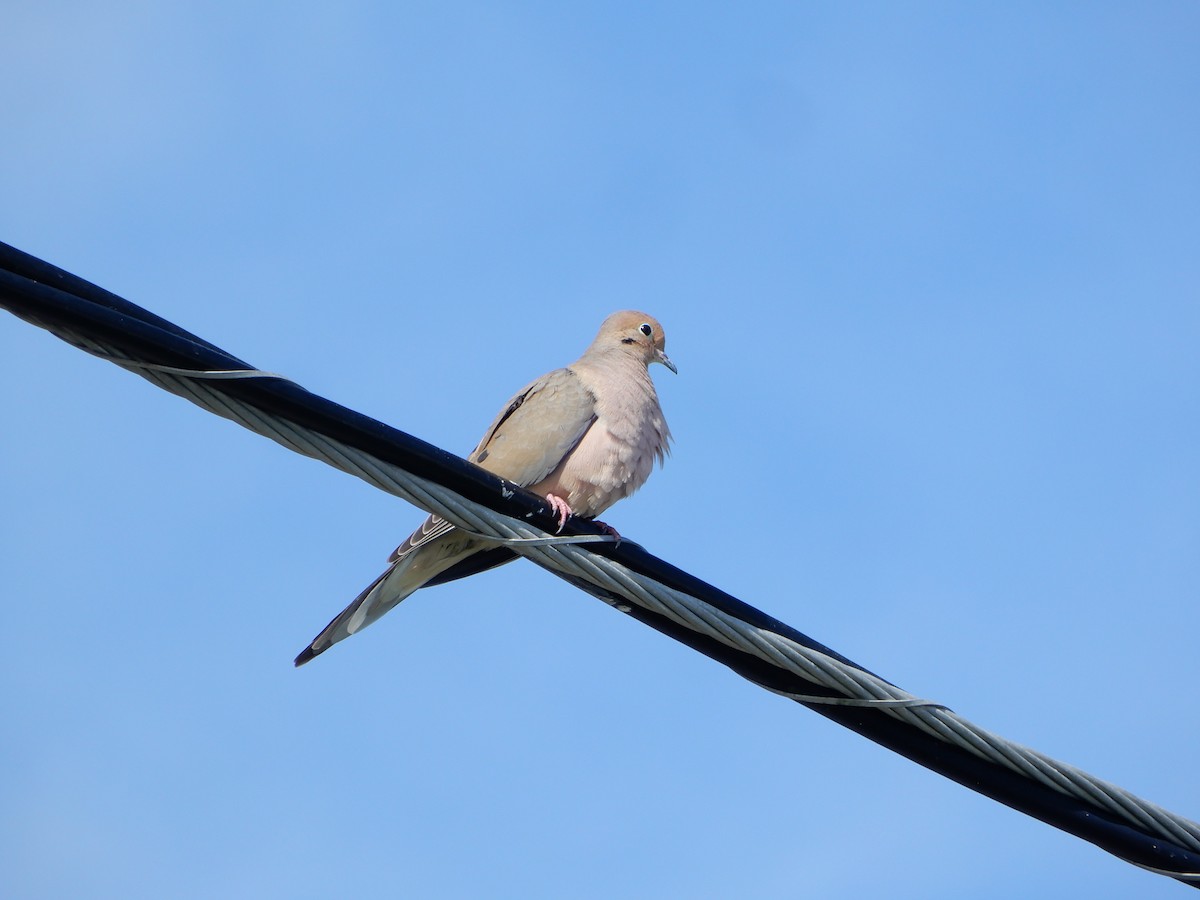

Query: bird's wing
[385,368,597,565]
[468,367,598,486]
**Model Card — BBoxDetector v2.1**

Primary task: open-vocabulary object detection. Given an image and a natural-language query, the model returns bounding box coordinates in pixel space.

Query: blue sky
[2,3,1198,898]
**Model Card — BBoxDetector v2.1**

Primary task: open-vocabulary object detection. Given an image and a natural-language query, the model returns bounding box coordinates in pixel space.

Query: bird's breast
[532,368,670,518]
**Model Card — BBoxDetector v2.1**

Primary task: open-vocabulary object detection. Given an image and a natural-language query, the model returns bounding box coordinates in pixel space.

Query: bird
[294,310,676,666]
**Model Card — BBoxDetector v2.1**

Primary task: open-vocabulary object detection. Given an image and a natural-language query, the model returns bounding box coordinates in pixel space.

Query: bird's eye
[639,323,653,337]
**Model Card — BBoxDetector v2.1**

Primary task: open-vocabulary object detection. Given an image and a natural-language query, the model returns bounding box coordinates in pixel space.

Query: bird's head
[595,310,677,374]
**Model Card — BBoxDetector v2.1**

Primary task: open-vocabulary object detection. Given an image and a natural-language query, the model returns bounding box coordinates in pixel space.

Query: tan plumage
[294,311,675,666]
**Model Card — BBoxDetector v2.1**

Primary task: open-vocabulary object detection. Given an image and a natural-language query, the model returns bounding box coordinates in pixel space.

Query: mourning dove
[294,310,676,666]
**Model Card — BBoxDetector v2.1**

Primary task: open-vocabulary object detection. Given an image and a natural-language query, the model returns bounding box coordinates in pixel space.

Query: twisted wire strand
[48,325,1200,868]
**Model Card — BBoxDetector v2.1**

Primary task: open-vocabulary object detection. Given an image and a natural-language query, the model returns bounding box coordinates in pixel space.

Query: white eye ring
[639,323,653,337]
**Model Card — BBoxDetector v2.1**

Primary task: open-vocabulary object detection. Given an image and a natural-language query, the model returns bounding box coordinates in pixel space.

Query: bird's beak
[655,348,678,374]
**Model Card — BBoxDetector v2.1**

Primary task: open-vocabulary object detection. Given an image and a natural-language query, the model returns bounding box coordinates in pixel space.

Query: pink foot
[545,496,622,545]
[546,494,573,533]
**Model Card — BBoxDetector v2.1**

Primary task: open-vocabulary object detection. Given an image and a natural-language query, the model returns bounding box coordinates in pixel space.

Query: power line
[3,239,1197,888]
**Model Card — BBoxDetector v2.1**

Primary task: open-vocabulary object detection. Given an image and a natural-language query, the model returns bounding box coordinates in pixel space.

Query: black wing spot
[493,394,527,430]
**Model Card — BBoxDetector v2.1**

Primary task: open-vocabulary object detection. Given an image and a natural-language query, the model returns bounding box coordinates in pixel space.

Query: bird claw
[546,494,572,533]
[545,497,622,546]
[594,520,622,546]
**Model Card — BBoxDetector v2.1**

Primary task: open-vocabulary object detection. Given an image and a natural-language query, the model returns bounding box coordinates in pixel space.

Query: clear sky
[2,3,1198,898]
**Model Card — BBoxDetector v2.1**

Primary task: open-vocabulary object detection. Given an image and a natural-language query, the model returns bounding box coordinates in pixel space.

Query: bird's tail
[293,530,482,666]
